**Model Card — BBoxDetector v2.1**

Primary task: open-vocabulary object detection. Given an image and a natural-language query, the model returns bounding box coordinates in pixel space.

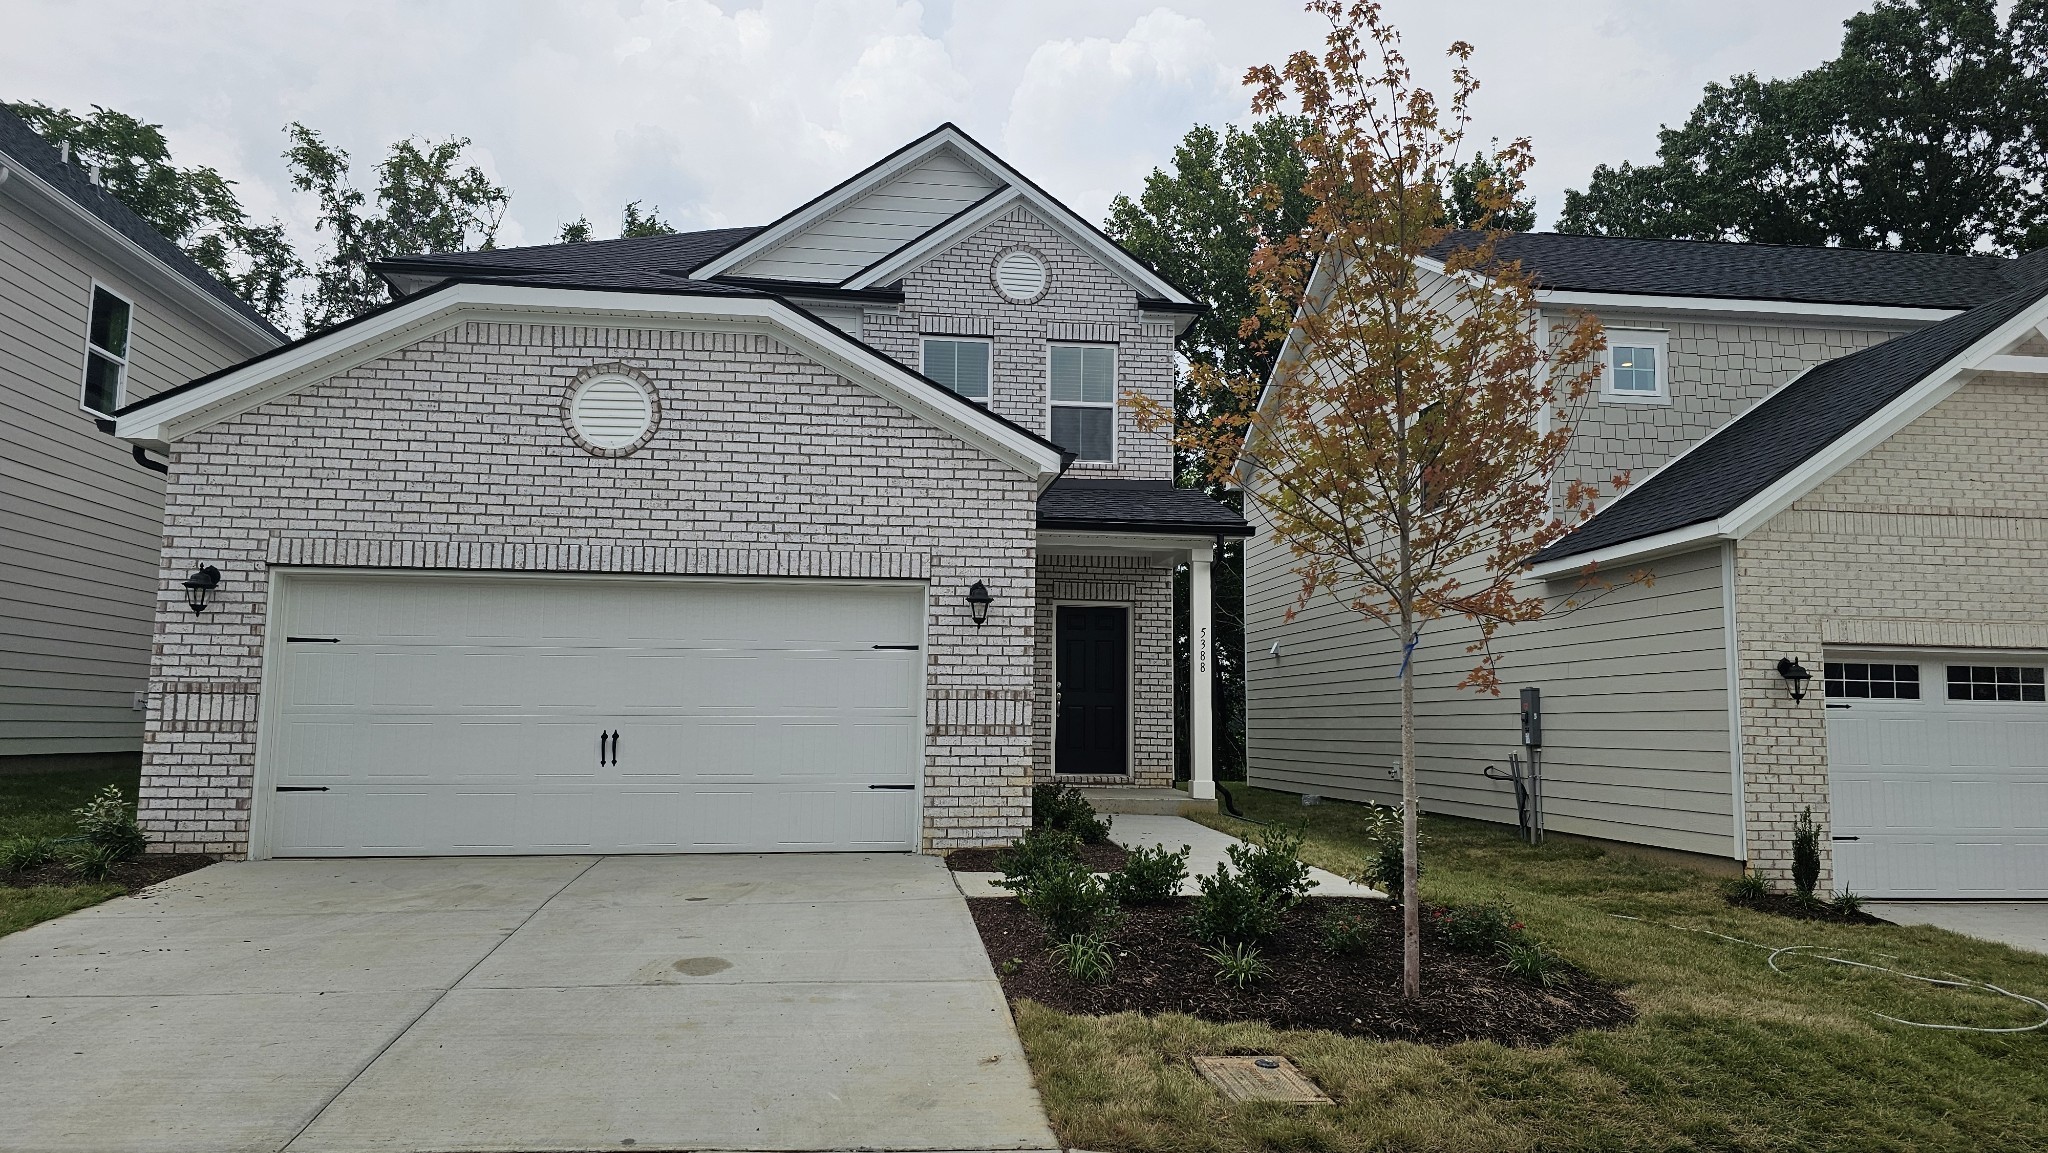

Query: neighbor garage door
[261,573,925,856]
[1825,654,2048,897]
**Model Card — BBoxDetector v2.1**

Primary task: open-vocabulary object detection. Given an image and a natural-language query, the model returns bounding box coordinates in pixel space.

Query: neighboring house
[1242,233,2048,899]
[112,124,1248,859]
[0,106,284,768]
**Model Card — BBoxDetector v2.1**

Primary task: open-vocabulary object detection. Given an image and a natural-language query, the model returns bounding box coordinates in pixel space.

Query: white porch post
[1188,544,1215,800]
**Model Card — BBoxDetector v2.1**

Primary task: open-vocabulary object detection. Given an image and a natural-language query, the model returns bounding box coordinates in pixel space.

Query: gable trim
[112,281,1068,485]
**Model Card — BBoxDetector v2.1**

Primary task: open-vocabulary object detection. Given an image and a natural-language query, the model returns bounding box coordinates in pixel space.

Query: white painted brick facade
[140,322,1040,856]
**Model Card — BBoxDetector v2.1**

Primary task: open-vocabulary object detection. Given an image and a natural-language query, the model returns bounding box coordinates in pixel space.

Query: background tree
[1444,147,1536,231]
[558,201,677,243]
[7,101,302,327]
[1558,0,2048,254]
[284,124,509,331]
[1133,0,1607,997]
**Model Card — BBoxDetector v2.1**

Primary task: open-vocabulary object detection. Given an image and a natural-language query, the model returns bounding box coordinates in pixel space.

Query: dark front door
[1056,605,1128,775]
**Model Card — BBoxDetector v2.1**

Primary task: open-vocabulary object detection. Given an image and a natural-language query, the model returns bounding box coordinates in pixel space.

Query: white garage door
[261,573,925,857]
[1826,655,2048,898]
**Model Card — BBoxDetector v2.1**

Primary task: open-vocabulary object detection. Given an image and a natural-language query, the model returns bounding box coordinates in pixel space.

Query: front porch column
[1188,544,1215,800]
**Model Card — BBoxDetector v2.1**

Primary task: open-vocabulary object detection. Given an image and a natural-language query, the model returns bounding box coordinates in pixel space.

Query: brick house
[1242,234,2048,899]
[113,125,1247,859]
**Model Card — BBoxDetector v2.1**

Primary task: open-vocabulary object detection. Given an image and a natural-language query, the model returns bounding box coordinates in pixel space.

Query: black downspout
[130,445,169,474]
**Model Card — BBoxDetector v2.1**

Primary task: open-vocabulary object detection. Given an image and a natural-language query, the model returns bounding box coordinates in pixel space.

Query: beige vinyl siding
[0,196,258,756]
[1244,522,1739,856]
[736,149,998,283]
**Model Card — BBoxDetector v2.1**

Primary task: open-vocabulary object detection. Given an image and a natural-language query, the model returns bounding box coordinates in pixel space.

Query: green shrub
[1320,905,1376,957]
[1498,939,1569,988]
[1107,843,1189,904]
[1,836,59,873]
[1791,807,1821,900]
[74,784,147,861]
[1357,803,1418,900]
[1429,898,1526,954]
[1723,870,1772,901]
[1031,783,1113,845]
[1049,932,1114,983]
[1831,888,1866,916]
[1189,862,1285,948]
[1205,942,1269,989]
[1228,824,1313,910]
[1018,858,1121,942]
[65,843,123,882]
[994,826,1083,895]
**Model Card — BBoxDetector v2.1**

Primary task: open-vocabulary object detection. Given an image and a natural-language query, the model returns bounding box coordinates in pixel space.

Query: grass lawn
[0,764,139,938]
[1014,786,2048,1153]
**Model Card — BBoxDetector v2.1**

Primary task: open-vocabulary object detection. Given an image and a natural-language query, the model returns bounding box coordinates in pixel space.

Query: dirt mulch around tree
[1726,891,1885,925]
[970,896,1635,1046]
[946,841,1131,873]
[3,853,217,892]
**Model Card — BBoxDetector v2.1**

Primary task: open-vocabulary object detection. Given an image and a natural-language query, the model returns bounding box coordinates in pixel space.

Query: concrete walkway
[1866,901,2048,955]
[0,854,1057,1153]
[954,813,1383,899]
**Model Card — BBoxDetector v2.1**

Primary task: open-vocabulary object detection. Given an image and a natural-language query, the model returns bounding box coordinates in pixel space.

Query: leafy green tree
[7,101,302,327]
[619,200,676,238]
[1444,146,1536,231]
[284,123,509,331]
[1558,0,2048,254]
[556,216,595,243]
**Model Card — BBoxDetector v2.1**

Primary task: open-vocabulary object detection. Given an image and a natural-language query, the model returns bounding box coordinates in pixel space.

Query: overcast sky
[5,0,1873,255]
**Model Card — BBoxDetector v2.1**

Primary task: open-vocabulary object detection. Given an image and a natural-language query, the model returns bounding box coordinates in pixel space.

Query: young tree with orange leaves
[1130,0,1611,998]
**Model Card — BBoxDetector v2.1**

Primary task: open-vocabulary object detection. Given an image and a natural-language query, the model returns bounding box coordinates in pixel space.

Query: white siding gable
[733,148,998,284]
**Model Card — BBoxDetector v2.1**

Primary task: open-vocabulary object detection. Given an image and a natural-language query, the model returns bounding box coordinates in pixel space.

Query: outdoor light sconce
[1777,656,1812,702]
[966,580,993,626]
[182,565,221,614]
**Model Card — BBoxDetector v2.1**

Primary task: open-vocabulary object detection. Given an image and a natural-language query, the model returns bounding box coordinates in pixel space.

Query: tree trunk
[1400,614,1420,999]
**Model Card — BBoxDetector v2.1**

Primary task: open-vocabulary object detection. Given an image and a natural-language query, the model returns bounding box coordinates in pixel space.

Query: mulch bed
[947,841,1131,873]
[2,853,216,892]
[971,896,1635,1046]
[1726,891,1884,925]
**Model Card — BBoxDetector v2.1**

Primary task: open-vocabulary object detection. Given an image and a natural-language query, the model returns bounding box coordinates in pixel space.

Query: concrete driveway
[0,854,1057,1153]
[1866,901,2048,955]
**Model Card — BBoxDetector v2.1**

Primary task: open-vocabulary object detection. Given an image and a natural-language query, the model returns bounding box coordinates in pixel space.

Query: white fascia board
[1039,529,1220,558]
[1977,354,2048,376]
[1525,522,1728,581]
[1533,288,1960,327]
[115,283,1066,483]
[0,156,282,353]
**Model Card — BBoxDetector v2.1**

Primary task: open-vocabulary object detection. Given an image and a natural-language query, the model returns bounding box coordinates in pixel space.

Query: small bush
[1107,843,1189,904]
[1228,824,1313,910]
[1018,858,1121,942]
[1357,803,1418,900]
[1723,870,1772,901]
[1498,940,1569,988]
[1830,888,1866,916]
[1050,933,1114,983]
[1189,862,1285,948]
[1431,898,1527,954]
[1320,906,1376,956]
[2,836,59,873]
[65,844,123,883]
[1791,807,1821,900]
[1031,783,1113,845]
[1205,942,1270,989]
[994,826,1083,895]
[75,785,147,861]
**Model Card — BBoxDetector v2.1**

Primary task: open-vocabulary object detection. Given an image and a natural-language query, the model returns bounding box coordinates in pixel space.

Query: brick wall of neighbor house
[1553,311,1902,506]
[139,321,1040,857]
[1034,556,1175,787]
[861,204,1178,483]
[1735,371,2048,887]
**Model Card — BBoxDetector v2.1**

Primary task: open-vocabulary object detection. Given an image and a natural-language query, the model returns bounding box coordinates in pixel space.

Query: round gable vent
[993,248,1049,304]
[564,367,660,457]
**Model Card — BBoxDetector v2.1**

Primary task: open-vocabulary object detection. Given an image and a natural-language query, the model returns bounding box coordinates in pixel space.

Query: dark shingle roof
[1537,279,2048,564]
[1038,480,1251,536]
[1431,232,2025,311]
[0,106,285,341]
[373,226,762,282]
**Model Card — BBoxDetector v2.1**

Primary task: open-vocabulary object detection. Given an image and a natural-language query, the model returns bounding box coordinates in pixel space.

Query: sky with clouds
[4,0,1873,255]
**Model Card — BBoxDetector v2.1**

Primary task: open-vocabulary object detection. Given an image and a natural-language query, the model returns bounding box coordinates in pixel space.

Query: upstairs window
[1603,330,1667,402]
[1049,344,1115,463]
[82,285,132,416]
[922,338,990,402]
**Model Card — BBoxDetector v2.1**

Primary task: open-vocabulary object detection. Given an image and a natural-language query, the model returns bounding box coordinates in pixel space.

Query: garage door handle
[868,783,915,790]
[276,786,329,792]
[872,644,919,650]
[1832,836,1861,841]
[610,730,620,765]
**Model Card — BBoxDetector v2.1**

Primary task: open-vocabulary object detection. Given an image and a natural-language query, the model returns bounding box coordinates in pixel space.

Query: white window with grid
[1048,343,1115,463]
[921,338,990,402]
[1603,329,1668,403]
[81,283,132,417]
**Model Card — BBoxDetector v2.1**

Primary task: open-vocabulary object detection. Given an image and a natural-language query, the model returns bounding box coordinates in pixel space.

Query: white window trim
[919,336,993,405]
[1047,342,1117,465]
[80,280,134,417]
[1602,328,1670,404]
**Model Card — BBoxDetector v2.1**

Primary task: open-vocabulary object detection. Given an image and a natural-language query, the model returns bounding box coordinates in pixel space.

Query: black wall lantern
[183,565,221,613]
[1777,656,1812,702]
[966,580,993,626]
